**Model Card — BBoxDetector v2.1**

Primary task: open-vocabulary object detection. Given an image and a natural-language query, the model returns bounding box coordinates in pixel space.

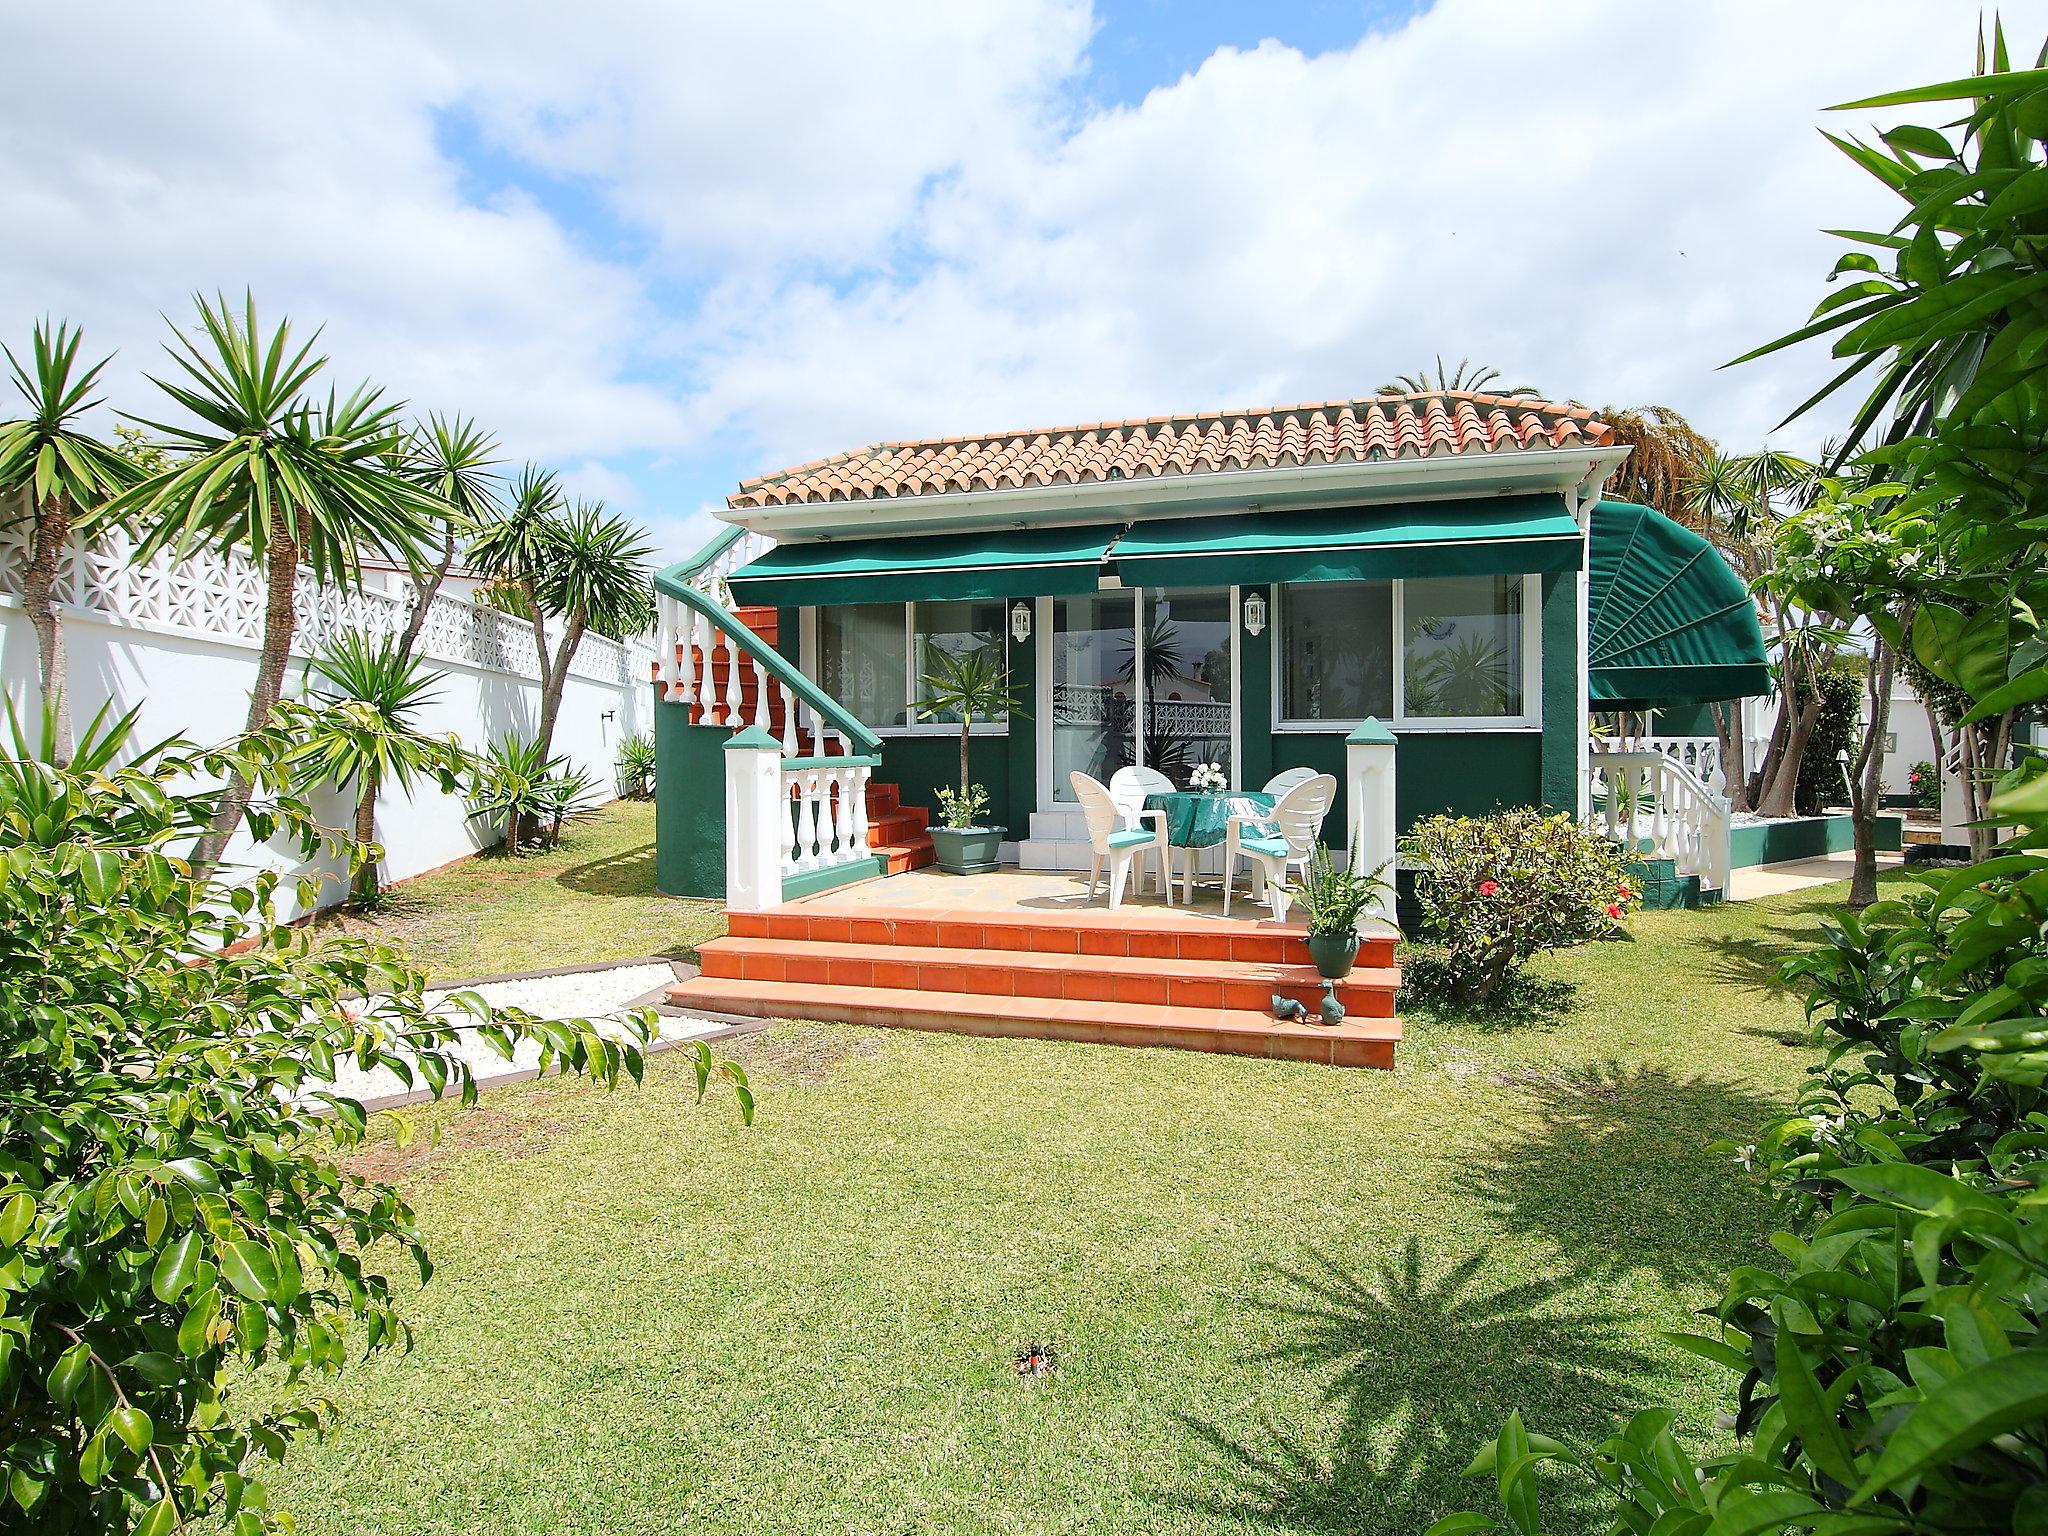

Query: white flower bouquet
[1188,763,1228,794]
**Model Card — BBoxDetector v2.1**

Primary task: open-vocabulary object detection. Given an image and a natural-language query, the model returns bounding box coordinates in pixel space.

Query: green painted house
[651,391,1768,906]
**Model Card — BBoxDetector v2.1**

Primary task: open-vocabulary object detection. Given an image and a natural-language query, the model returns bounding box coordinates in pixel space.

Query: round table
[1141,790,1276,903]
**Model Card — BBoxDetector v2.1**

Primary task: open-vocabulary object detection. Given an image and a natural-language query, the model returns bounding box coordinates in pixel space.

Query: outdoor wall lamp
[1241,591,1267,637]
[1010,601,1032,643]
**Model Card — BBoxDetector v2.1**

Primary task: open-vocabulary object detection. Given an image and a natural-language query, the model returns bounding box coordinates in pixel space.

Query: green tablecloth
[1142,790,1276,849]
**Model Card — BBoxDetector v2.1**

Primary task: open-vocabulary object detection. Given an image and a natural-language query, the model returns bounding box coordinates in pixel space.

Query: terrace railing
[652,525,884,908]
[1586,747,1732,895]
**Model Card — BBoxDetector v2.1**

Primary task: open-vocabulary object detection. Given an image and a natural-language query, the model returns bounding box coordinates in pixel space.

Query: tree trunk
[394,523,458,666]
[21,491,73,767]
[535,610,587,766]
[352,768,381,904]
[1712,700,1750,812]
[1747,689,1792,810]
[1754,693,1819,819]
[192,514,301,874]
[959,717,971,812]
[1848,636,1897,908]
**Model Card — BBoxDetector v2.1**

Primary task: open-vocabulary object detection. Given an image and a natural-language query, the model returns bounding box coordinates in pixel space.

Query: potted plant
[1288,843,1394,979]
[918,644,1025,875]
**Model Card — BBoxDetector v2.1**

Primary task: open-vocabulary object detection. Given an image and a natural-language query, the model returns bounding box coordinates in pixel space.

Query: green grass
[309,799,725,978]
[273,810,1869,1534]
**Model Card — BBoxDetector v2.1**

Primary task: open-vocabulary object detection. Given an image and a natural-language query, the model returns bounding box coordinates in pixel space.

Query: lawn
[274,802,1850,1535]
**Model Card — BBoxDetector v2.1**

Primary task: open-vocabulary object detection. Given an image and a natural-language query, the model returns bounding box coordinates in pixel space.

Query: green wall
[1538,569,1579,814]
[654,690,729,899]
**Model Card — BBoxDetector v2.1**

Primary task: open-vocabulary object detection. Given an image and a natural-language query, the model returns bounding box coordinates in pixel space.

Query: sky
[7,1,2046,560]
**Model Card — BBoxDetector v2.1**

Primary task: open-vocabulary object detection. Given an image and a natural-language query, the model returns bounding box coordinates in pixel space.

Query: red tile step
[695,936,1395,1017]
[726,905,1398,969]
[665,976,1399,1069]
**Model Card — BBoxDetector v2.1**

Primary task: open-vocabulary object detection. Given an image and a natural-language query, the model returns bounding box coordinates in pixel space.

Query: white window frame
[1270,573,1544,734]
[801,600,1010,737]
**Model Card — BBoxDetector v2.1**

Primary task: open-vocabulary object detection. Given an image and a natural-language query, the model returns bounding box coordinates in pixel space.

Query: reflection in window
[1280,581,1394,723]
[913,600,1007,723]
[1403,575,1523,718]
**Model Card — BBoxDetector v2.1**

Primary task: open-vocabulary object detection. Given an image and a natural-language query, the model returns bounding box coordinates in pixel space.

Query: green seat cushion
[1240,835,1291,858]
[1106,828,1156,851]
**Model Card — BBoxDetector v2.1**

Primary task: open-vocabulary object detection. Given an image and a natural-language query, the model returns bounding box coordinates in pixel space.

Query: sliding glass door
[1045,587,1235,804]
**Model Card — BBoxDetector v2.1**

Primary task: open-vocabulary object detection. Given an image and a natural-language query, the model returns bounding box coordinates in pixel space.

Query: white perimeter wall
[1,523,656,920]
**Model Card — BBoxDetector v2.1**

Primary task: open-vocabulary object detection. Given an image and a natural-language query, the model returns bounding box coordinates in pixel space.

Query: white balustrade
[1587,748,1731,894]
[0,521,654,687]
[777,759,874,890]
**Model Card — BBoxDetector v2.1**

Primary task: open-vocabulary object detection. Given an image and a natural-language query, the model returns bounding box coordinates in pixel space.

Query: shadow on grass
[1395,947,1581,1033]
[555,839,659,898]
[1181,1241,1656,1535]
[1466,1060,1784,1291]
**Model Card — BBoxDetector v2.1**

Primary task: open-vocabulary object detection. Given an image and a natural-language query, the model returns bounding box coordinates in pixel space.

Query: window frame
[802,601,1011,737]
[1270,573,1543,734]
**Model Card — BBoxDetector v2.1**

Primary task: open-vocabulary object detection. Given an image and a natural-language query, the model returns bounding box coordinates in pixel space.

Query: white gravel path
[323,961,732,1108]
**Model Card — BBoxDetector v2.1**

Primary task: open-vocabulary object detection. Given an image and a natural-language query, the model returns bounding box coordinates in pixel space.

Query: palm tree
[1596,405,1717,519]
[297,630,462,904]
[101,293,441,871]
[527,499,654,762]
[0,322,138,766]
[1378,357,1541,397]
[395,413,500,665]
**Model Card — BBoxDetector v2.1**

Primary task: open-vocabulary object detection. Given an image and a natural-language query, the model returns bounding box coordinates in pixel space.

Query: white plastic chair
[1261,766,1318,799]
[1108,765,1176,900]
[1071,771,1171,909]
[1224,772,1336,920]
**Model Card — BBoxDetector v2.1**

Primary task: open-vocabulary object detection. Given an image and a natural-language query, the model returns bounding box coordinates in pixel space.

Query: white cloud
[6,0,2045,550]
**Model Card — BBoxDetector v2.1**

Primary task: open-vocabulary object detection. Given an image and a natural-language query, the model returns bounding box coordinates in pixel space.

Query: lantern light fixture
[1010,601,1032,643]
[1242,591,1267,637]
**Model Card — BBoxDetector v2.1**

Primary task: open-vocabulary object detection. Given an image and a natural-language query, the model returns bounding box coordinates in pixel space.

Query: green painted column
[654,695,730,899]
[1239,585,1275,792]
[1003,608,1038,833]
[1538,569,1580,813]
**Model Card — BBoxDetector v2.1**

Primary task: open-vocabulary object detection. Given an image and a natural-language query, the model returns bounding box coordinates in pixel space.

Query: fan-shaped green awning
[1588,499,1769,708]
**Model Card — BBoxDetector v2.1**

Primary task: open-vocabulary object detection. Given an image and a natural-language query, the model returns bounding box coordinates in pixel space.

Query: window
[914,600,1009,724]
[1280,581,1394,723]
[813,601,1008,732]
[1277,575,1535,727]
[817,604,908,729]
[1402,574,1524,719]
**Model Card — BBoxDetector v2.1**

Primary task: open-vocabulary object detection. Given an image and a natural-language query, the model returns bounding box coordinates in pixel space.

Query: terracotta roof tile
[729,391,1612,509]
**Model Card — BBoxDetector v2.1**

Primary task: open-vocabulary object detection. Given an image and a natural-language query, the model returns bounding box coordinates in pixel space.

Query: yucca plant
[100,293,443,872]
[394,413,501,664]
[297,631,467,904]
[616,731,656,798]
[917,643,1022,829]
[466,733,596,854]
[0,321,139,767]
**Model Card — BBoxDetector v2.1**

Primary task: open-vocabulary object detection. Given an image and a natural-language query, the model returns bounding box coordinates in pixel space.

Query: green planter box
[931,826,1005,875]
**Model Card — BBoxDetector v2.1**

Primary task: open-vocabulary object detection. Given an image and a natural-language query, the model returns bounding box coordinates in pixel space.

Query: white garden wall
[0,521,657,920]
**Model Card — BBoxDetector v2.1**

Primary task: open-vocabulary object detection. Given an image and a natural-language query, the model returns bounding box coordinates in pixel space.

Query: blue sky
[8,0,2039,558]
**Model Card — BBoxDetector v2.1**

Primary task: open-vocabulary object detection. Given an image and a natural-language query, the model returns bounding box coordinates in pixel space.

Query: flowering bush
[1908,757,1939,810]
[1401,808,1636,1004]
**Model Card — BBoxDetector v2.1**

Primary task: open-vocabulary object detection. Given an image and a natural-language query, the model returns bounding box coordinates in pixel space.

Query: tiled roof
[730,392,1614,509]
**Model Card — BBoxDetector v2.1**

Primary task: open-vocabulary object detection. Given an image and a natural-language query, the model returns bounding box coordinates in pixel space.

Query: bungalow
[649,392,1766,1063]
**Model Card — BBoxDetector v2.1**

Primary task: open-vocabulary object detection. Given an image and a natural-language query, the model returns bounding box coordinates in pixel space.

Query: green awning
[725,522,1119,607]
[1109,494,1585,588]
[1588,499,1770,708]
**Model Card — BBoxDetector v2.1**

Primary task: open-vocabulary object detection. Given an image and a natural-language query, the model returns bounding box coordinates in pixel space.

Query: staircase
[717,606,934,877]
[668,905,1403,1069]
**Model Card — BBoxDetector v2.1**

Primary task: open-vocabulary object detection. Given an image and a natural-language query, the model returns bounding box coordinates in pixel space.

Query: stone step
[696,936,1396,1016]
[662,976,1399,1069]
[725,905,1397,969]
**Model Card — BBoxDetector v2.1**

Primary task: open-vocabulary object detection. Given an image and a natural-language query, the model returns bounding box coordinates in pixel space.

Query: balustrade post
[723,727,786,911]
[1344,718,1397,919]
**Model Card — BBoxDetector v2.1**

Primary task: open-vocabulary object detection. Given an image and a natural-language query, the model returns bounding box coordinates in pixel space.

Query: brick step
[867,781,901,813]
[874,840,937,875]
[663,976,1399,1069]
[726,905,1396,969]
[868,807,930,844]
[696,937,1396,1016]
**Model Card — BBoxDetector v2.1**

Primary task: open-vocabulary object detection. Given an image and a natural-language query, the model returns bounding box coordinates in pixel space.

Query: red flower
[1616,883,1632,899]
[1478,880,1499,897]
[1604,902,1622,919]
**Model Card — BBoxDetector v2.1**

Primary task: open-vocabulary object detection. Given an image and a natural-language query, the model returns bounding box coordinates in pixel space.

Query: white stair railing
[1587,748,1731,894]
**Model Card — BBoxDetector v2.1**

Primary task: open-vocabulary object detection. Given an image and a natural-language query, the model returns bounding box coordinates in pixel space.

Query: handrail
[1587,746,1731,892]
[651,532,885,758]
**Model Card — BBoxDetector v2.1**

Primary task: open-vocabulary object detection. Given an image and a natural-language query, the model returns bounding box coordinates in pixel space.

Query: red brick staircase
[668,905,1403,1068]
[708,606,934,876]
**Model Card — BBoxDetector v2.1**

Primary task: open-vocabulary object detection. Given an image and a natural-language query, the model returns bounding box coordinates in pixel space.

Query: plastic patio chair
[1071,771,1171,910]
[1108,765,1176,900]
[1223,772,1336,920]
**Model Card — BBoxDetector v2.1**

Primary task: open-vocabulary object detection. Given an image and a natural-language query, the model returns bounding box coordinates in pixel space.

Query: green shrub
[1401,809,1637,1004]
[1794,659,1863,817]
[466,733,600,853]
[1431,857,2048,1536]
[0,712,751,1534]
[615,731,656,799]
[1908,757,1940,810]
